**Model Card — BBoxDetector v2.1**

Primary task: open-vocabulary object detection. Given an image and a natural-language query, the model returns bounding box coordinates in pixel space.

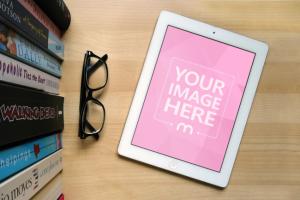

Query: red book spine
[58,194,64,200]
[18,0,62,38]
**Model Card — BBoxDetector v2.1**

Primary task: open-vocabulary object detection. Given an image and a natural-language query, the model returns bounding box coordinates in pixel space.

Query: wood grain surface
[35,0,300,199]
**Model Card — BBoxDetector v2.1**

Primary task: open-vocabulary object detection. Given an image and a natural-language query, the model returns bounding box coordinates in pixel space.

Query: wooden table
[36,0,300,199]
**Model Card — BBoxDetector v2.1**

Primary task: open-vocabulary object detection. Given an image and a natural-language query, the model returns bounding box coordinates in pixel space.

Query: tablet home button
[168,160,179,170]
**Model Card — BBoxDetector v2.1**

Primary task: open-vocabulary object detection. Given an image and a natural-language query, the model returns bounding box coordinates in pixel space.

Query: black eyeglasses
[79,51,108,140]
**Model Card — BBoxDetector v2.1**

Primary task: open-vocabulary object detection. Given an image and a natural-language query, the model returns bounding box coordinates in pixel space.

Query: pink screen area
[132,26,255,172]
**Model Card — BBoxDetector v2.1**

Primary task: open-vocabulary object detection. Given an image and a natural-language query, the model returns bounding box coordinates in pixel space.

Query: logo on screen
[154,58,234,138]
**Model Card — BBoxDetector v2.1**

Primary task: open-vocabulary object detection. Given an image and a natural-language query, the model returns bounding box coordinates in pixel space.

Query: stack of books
[0,0,71,199]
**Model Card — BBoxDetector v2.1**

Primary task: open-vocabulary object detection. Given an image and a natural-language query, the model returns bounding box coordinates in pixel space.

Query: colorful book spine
[32,173,63,200]
[0,23,61,78]
[58,194,65,200]
[0,0,64,60]
[0,52,59,94]
[0,82,64,148]
[0,133,62,182]
[0,150,63,200]
[33,0,71,32]
[18,0,61,38]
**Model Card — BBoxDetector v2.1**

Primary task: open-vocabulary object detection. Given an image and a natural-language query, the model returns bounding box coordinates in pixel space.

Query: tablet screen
[132,26,255,172]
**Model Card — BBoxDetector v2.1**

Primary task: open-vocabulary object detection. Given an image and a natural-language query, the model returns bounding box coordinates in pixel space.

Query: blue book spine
[0,23,61,78]
[0,133,62,182]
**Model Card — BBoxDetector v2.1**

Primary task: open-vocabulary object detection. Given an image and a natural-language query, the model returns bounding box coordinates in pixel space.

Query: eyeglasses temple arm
[85,120,96,132]
[85,120,100,140]
[87,54,108,76]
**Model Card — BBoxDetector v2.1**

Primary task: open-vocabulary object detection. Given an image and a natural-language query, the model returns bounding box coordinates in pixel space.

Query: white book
[0,53,59,94]
[32,173,63,200]
[0,150,63,200]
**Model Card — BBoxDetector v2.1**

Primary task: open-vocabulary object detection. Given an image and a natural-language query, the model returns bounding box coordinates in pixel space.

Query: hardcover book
[33,0,71,32]
[0,150,63,200]
[18,0,62,38]
[0,132,62,182]
[0,23,61,78]
[0,82,64,148]
[0,52,59,94]
[0,0,64,60]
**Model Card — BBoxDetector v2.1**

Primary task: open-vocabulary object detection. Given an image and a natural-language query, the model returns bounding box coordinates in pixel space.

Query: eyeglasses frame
[79,51,108,140]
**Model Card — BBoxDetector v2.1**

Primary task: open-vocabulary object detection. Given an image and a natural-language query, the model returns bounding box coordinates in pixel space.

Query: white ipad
[118,11,268,187]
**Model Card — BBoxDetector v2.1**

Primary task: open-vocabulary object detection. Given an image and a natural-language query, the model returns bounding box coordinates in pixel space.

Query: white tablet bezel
[118,11,268,188]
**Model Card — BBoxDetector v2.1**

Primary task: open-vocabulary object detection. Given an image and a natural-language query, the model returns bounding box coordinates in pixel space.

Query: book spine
[0,23,62,78]
[0,132,62,182]
[0,52,59,94]
[58,194,64,200]
[0,82,64,147]
[18,0,61,38]
[31,173,63,200]
[0,150,63,200]
[0,0,64,60]
[33,0,71,32]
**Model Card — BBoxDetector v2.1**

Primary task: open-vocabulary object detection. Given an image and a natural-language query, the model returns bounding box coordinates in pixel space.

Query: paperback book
[0,23,61,78]
[0,150,63,200]
[0,52,59,94]
[0,133,62,182]
[32,173,63,200]
[0,0,64,60]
